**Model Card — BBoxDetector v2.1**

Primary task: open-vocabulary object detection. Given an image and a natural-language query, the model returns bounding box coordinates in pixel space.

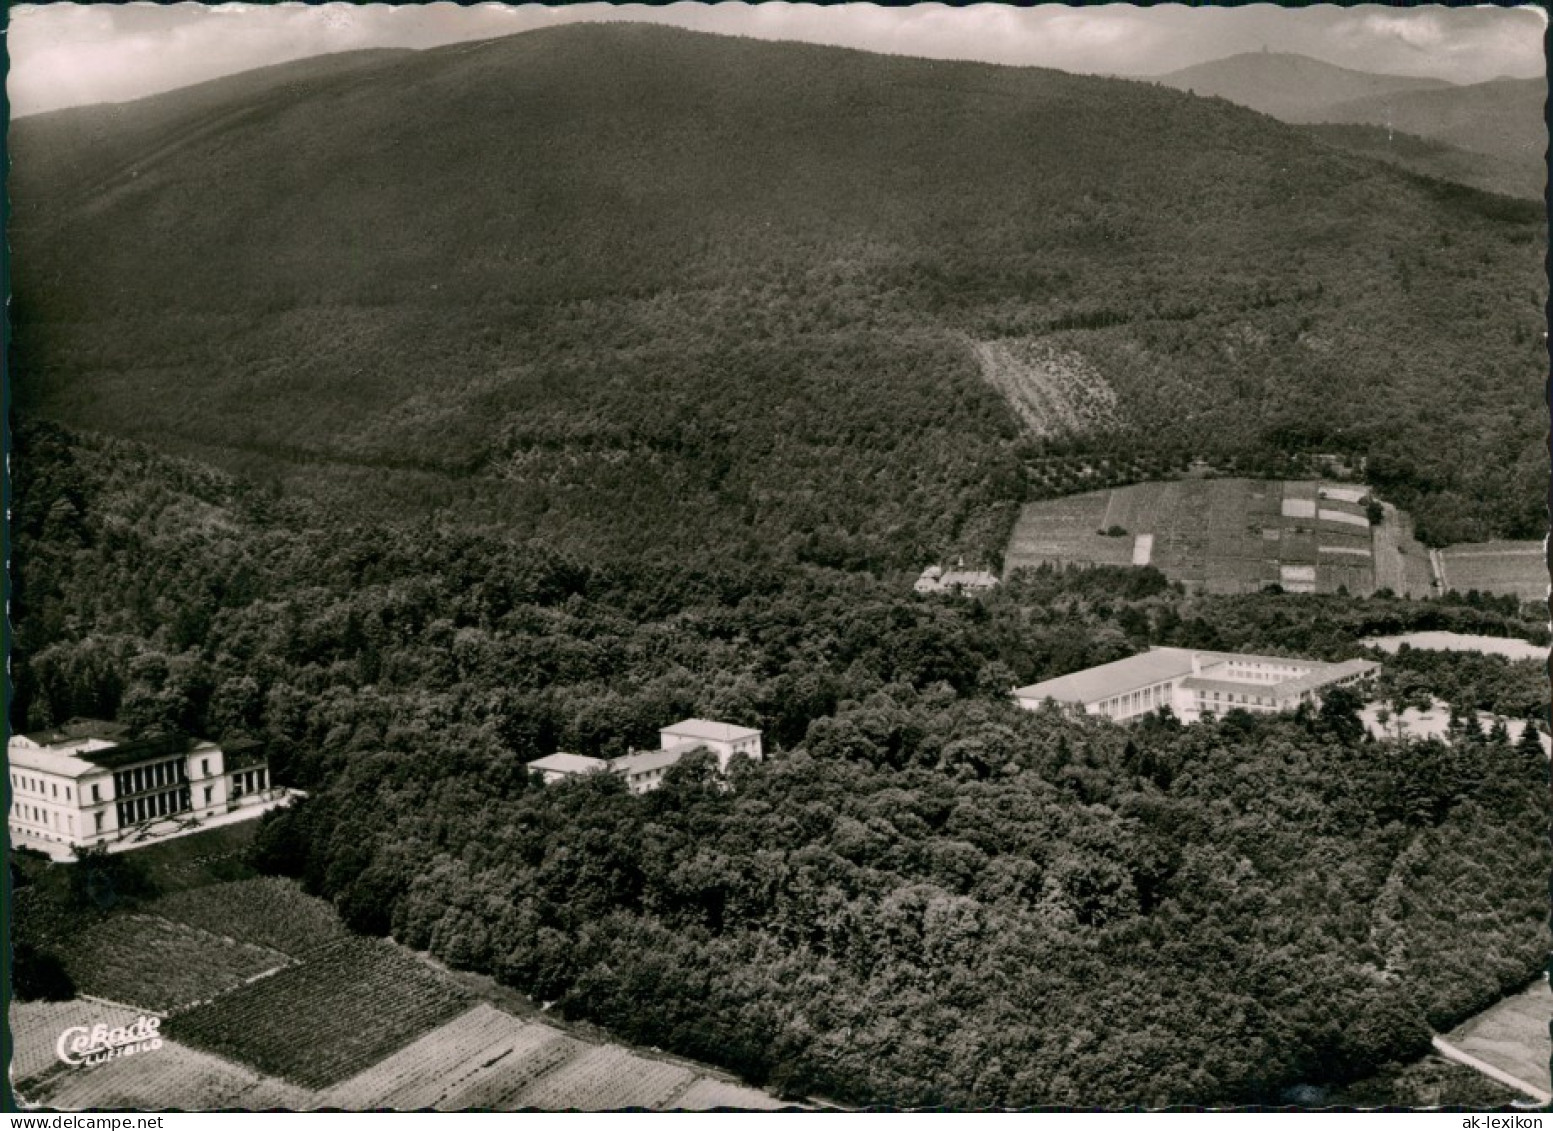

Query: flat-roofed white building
[658,719,763,772]
[8,720,276,854]
[1012,647,1378,724]
[527,752,608,785]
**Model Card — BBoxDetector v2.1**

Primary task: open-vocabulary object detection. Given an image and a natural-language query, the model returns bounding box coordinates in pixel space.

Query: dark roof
[225,744,269,771]
[76,734,197,769]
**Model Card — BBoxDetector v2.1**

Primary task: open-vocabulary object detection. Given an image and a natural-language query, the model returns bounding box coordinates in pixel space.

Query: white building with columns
[8,720,276,854]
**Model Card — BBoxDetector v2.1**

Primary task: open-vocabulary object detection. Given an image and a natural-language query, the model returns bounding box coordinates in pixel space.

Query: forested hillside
[12,421,1549,1107]
[10,25,1546,555]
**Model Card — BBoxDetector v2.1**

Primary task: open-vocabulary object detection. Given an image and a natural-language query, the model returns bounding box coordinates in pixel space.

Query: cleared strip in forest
[966,337,1121,438]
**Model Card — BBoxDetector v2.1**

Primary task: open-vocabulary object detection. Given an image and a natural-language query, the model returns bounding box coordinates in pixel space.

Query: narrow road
[1431,1034,1552,1104]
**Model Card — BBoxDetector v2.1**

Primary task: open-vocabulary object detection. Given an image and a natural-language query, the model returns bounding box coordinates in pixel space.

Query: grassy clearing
[129,821,262,894]
[1446,978,1552,1092]
[1439,543,1547,602]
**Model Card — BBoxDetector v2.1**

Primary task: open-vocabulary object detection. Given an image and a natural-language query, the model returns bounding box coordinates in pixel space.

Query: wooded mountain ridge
[9,24,1546,569]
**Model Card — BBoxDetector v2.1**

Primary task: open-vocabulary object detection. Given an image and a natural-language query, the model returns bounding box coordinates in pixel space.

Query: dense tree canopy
[11,421,1548,1107]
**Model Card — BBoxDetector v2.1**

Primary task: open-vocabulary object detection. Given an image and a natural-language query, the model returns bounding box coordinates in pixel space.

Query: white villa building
[8,720,277,854]
[529,718,764,795]
[1013,647,1378,724]
[657,719,763,772]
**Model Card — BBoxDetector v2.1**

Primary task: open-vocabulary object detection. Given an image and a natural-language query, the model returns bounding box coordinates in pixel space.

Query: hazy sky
[8,2,1548,117]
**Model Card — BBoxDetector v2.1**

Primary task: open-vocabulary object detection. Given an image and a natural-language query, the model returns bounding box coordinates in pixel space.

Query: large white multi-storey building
[1012,647,1378,724]
[8,720,275,853]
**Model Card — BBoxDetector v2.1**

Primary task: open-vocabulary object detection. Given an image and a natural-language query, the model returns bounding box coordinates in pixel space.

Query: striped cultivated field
[967,337,1122,439]
[149,877,349,959]
[1004,478,1382,595]
[1370,502,1437,598]
[321,1002,786,1111]
[8,1000,146,1088]
[57,914,291,1014]
[16,995,793,1112]
[1444,978,1553,1097]
[14,844,794,1113]
[1438,541,1547,602]
[165,937,473,1089]
[24,1037,314,1112]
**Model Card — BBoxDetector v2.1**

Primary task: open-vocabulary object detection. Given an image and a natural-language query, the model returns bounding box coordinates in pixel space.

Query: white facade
[657,719,763,772]
[8,723,274,853]
[1013,648,1378,725]
[610,748,687,795]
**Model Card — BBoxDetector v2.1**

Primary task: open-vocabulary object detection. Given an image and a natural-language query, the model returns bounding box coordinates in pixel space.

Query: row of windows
[114,758,189,799]
[14,803,78,834]
[118,787,192,828]
[11,773,76,802]
[1097,682,1174,719]
[1203,689,1271,704]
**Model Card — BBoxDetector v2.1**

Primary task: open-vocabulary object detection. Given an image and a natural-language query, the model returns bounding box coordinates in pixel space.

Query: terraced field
[674,1076,789,1111]
[1370,502,1437,598]
[509,1045,697,1110]
[1004,478,1384,595]
[420,1024,583,1109]
[16,997,795,1112]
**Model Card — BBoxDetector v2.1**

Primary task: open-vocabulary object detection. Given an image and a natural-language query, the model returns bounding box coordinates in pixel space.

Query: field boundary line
[1430,549,1447,592]
[76,991,162,1017]
[1431,1035,1552,1104]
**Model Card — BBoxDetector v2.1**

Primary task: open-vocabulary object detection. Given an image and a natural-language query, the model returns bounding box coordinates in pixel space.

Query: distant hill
[1158,53,1545,199]
[9,25,1546,566]
[1158,51,1450,121]
[1315,76,1546,171]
